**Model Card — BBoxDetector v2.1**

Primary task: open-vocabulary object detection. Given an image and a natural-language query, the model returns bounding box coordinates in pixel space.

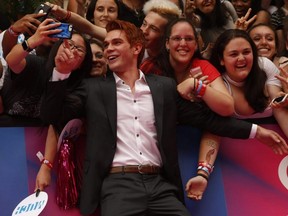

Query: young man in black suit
[41,20,288,215]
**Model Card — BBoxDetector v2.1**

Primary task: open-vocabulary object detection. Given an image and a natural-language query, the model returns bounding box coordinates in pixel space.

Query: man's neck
[115,68,140,93]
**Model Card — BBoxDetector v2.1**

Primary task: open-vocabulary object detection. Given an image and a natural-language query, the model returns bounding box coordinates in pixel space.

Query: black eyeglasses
[63,40,86,55]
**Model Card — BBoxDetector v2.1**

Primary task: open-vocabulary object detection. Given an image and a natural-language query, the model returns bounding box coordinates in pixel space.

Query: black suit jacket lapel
[100,73,117,137]
[146,75,164,145]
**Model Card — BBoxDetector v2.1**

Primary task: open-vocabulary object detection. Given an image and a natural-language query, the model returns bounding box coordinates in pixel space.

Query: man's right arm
[177,97,288,154]
[177,98,252,139]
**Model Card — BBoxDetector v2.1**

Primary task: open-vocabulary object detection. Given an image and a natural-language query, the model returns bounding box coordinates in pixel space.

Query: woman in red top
[141,18,234,201]
[141,18,233,116]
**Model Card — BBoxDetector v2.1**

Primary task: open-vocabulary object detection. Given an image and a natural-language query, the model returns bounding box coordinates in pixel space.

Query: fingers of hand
[187,193,202,200]
[272,134,288,155]
[199,75,208,81]
[244,8,252,20]
[247,15,257,25]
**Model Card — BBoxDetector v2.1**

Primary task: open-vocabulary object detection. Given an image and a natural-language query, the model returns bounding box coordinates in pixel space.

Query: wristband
[21,40,33,52]
[197,166,210,176]
[36,151,53,169]
[198,161,214,173]
[197,83,206,97]
[197,173,208,181]
[195,80,203,95]
[193,78,198,91]
[8,26,20,37]
[197,161,214,176]
[41,158,53,169]
[62,11,71,22]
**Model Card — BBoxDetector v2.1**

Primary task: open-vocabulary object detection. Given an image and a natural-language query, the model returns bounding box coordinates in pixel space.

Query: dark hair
[106,19,145,67]
[250,0,265,15]
[283,16,288,56]
[86,0,120,24]
[195,0,229,28]
[175,0,184,14]
[148,18,202,79]
[210,29,268,112]
[275,0,285,8]
[45,32,93,90]
[89,38,104,50]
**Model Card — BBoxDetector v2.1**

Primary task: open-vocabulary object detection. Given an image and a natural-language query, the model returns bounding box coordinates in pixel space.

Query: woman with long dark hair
[141,17,235,201]
[4,19,92,119]
[210,29,288,136]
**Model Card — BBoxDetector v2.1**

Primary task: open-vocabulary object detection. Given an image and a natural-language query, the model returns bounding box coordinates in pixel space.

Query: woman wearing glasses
[141,18,233,116]
[140,18,234,201]
[4,18,92,119]
[25,21,105,211]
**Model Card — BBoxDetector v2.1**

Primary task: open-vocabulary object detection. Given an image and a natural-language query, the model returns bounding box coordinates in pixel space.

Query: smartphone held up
[34,3,73,39]
[34,3,52,22]
[49,22,73,39]
[271,94,288,104]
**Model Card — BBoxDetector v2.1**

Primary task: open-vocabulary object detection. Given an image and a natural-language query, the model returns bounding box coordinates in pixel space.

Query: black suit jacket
[41,72,252,215]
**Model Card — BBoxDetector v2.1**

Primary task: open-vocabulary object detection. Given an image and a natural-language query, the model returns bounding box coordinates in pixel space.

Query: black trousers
[100,173,191,216]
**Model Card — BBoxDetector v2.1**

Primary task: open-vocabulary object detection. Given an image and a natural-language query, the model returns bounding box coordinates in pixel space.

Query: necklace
[122,0,142,17]
[223,73,245,87]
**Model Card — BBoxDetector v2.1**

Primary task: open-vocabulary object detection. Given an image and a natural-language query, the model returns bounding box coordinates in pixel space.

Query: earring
[166,48,170,53]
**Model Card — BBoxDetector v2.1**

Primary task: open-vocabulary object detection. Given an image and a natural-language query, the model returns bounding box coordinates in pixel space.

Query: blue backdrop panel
[177,126,227,216]
[0,128,28,215]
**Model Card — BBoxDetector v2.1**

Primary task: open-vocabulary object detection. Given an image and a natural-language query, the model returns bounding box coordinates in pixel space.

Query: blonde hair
[143,0,182,17]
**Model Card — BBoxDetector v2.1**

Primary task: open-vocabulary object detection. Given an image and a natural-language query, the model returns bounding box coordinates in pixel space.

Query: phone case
[34,4,51,22]
[190,66,202,77]
[272,94,288,104]
[50,23,73,39]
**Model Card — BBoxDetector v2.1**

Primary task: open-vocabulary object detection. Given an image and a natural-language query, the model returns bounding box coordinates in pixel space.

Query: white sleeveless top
[222,57,281,119]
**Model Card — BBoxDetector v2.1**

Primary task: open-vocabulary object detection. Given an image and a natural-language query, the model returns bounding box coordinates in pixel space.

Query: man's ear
[133,43,143,54]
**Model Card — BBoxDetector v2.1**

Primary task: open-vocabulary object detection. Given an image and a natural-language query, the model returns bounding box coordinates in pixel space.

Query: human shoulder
[192,58,220,80]
[258,56,278,72]
[222,0,238,22]
[258,57,281,87]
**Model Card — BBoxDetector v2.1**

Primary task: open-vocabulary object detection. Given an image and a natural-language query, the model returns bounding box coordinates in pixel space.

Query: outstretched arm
[5,19,60,74]
[45,2,106,41]
[186,132,220,200]
[177,97,288,154]
[255,125,288,155]
[2,13,44,58]
[35,125,58,191]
